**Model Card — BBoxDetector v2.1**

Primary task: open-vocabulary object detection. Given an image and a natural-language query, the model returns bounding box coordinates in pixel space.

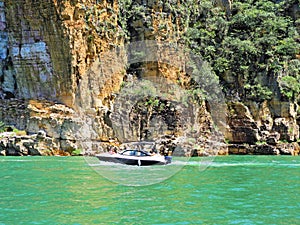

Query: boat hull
[117,157,165,166]
[96,154,167,166]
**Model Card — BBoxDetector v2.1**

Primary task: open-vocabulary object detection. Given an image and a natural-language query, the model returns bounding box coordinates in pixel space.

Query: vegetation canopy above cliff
[117,0,299,103]
[185,0,300,102]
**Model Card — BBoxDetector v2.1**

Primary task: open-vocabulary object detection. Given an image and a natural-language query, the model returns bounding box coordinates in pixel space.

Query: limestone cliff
[0,0,299,156]
[3,0,71,100]
[0,0,125,155]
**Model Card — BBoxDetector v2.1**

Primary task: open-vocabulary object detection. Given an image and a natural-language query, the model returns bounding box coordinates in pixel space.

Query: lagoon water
[1,156,299,225]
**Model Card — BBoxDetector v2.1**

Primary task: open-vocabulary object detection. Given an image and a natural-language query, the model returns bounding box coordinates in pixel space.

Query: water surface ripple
[0,156,299,224]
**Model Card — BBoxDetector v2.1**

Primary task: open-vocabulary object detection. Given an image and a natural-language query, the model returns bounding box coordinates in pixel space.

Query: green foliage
[278,139,289,144]
[278,59,300,99]
[85,4,120,41]
[71,149,82,156]
[244,84,273,101]
[255,141,267,145]
[118,0,147,41]
[280,76,300,99]
[185,0,300,102]
[145,97,160,107]
[0,121,5,133]
[117,0,299,102]
[12,128,27,136]
[0,122,26,135]
[224,138,231,144]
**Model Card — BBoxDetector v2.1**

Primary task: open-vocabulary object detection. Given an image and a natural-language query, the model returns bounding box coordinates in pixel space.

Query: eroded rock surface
[0,0,299,156]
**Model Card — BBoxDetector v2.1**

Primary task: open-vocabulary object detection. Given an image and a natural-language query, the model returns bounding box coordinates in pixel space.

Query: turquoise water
[0,156,299,225]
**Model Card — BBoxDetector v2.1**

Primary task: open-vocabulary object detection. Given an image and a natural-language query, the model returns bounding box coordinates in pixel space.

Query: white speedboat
[96,149,169,166]
[96,142,172,166]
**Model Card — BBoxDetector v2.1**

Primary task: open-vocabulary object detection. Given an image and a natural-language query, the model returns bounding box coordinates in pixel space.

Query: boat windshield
[120,150,151,156]
[121,142,156,153]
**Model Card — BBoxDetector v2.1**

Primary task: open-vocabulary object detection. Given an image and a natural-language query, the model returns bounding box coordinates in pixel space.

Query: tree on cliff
[185,0,299,102]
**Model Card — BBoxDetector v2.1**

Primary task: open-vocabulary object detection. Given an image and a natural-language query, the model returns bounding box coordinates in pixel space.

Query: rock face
[226,102,260,144]
[226,100,299,155]
[0,99,111,155]
[3,0,71,100]
[0,0,298,156]
[228,142,300,156]
[226,101,299,143]
[0,132,60,156]
[1,0,125,107]
[52,0,125,107]
[0,1,10,99]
